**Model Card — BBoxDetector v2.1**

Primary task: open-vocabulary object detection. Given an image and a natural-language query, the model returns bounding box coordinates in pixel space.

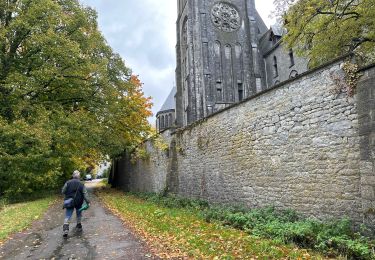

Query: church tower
[175,0,268,126]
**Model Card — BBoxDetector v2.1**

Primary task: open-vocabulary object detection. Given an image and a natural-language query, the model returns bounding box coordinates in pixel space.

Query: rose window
[211,2,241,32]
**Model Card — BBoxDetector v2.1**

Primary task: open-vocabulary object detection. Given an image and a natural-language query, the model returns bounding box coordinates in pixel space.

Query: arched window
[182,17,188,46]
[273,56,278,77]
[169,114,173,127]
[165,115,169,128]
[289,49,295,67]
[161,115,165,129]
[289,70,298,79]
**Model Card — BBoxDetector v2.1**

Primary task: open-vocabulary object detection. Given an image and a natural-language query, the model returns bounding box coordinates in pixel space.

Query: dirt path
[0,181,158,260]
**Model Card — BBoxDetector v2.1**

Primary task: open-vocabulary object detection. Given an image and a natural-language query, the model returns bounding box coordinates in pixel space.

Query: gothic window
[169,114,173,127]
[235,43,243,84]
[289,70,298,79]
[273,56,278,77]
[161,115,165,128]
[182,18,188,46]
[214,41,222,82]
[211,3,241,32]
[224,44,234,102]
[289,49,295,67]
[165,115,169,128]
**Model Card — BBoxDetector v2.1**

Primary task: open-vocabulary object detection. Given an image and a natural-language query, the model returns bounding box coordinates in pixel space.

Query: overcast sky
[79,0,276,123]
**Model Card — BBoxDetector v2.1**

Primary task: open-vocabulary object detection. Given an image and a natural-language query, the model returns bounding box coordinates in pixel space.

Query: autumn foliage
[0,0,152,195]
[278,0,375,67]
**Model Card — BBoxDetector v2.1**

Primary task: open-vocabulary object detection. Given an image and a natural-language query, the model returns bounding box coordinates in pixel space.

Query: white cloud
[79,1,275,123]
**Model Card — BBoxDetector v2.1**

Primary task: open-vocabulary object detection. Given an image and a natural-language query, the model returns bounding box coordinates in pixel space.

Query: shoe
[76,223,82,232]
[63,224,69,238]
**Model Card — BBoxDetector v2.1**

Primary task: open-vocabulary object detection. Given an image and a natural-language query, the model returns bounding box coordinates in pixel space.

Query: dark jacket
[62,179,85,208]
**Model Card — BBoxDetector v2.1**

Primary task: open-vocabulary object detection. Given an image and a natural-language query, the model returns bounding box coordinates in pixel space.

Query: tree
[0,0,152,195]
[275,0,375,67]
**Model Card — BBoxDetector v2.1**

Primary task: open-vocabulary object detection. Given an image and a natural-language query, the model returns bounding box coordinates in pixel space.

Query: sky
[79,0,276,123]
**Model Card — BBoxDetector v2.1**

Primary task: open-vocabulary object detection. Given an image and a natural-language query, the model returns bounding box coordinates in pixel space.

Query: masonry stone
[113,0,375,231]
[113,61,375,231]
[173,0,309,128]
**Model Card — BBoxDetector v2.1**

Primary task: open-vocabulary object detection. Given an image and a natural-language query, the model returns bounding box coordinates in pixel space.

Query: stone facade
[175,0,268,126]
[357,65,375,229]
[113,60,375,229]
[259,29,308,88]
[111,130,173,193]
[174,0,308,127]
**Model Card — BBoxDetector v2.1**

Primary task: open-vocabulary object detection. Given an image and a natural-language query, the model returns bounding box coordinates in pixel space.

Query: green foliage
[0,0,152,194]
[130,146,150,164]
[202,206,375,259]
[129,192,209,211]
[152,135,169,152]
[130,192,375,259]
[282,0,375,67]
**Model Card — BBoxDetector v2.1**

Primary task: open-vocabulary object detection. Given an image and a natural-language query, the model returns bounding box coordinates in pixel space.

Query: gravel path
[0,182,158,260]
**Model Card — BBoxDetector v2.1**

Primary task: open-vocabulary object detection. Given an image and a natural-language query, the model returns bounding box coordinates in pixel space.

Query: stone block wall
[112,130,173,193]
[115,61,374,227]
[357,65,375,228]
[174,61,363,222]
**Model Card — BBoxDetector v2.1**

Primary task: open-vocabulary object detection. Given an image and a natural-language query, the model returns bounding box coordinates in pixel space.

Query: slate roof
[159,87,176,113]
[255,10,268,34]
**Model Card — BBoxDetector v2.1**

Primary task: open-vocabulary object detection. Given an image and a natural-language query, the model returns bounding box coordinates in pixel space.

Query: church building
[157,0,308,129]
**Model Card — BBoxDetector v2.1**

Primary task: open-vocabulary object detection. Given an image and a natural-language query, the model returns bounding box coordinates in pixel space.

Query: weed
[129,192,375,259]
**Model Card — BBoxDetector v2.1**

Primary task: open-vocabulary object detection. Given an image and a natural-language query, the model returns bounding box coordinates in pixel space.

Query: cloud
[79,0,275,124]
[80,0,177,121]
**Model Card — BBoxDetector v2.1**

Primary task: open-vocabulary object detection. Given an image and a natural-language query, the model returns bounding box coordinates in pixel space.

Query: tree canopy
[275,0,375,67]
[0,0,152,194]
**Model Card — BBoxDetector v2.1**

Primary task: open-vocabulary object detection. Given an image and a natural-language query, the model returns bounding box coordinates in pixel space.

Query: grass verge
[97,189,326,259]
[133,192,375,260]
[0,192,57,243]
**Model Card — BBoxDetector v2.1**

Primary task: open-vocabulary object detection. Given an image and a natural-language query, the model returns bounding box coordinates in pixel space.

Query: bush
[202,207,374,260]
[129,192,209,211]
[131,192,375,259]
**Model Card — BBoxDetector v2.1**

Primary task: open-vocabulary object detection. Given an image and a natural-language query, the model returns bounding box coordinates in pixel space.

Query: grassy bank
[97,189,327,259]
[0,192,57,243]
[133,192,375,260]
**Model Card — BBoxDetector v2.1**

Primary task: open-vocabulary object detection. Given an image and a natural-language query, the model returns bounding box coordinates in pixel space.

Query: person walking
[62,170,90,238]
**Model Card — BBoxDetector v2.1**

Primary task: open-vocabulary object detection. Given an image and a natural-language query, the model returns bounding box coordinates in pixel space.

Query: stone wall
[112,130,173,193]
[115,60,375,227]
[357,65,375,228]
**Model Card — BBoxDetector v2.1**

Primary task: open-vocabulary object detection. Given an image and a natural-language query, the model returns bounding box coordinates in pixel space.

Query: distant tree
[0,0,152,195]
[274,0,375,67]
